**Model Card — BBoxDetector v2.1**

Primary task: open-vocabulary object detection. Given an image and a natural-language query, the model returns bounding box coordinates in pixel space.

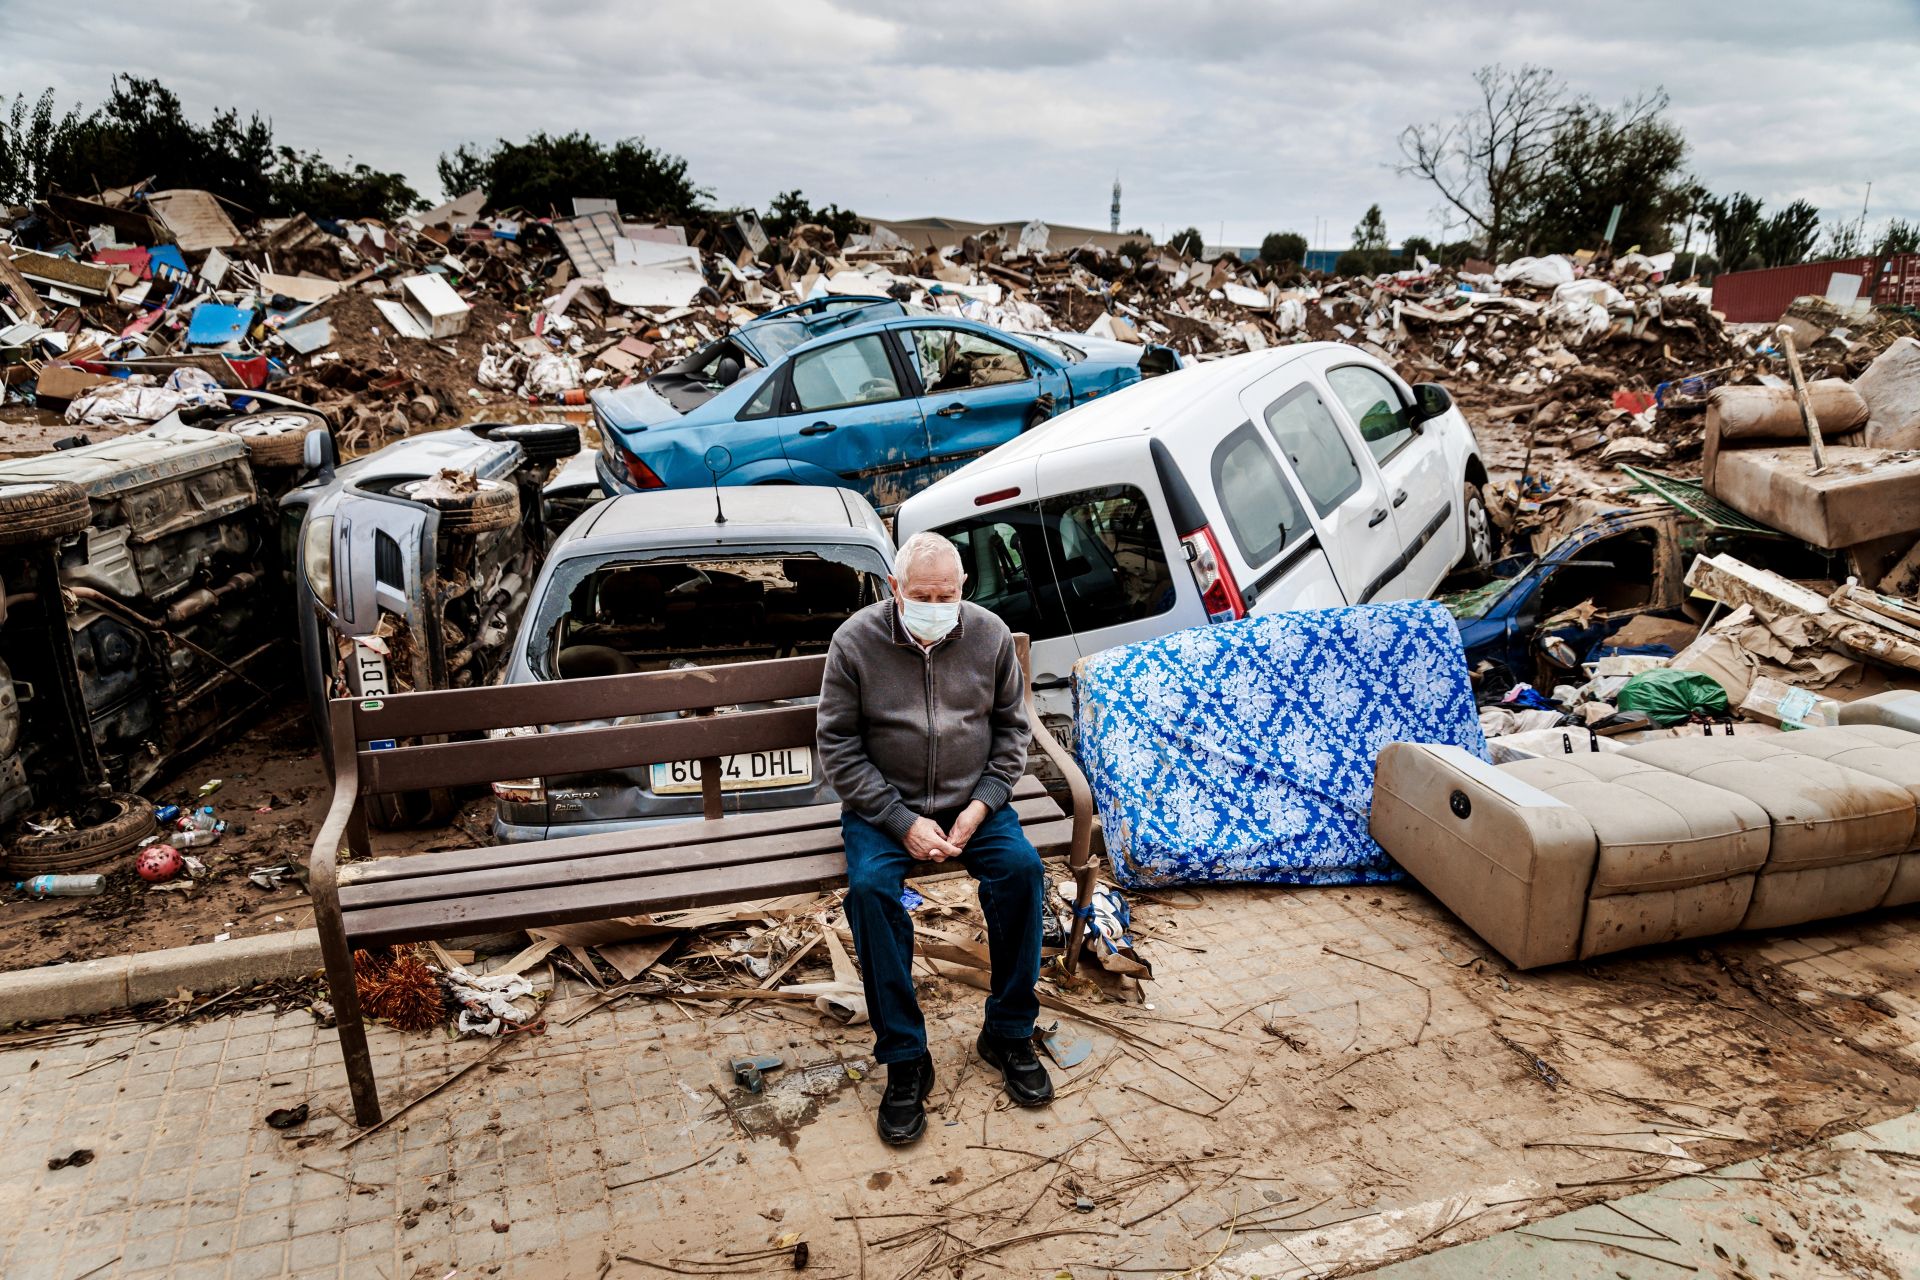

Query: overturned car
[286,419,581,827]
[0,418,299,871]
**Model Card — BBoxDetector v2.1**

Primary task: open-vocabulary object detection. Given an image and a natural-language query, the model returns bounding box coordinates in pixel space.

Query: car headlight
[302,516,336,610]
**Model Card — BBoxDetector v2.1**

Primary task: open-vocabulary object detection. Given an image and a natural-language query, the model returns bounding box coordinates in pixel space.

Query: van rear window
[1211,424,1308,567]
[928,486,1176,642]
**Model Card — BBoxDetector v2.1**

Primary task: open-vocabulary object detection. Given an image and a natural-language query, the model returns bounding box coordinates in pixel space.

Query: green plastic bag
[1615,668,1730,726]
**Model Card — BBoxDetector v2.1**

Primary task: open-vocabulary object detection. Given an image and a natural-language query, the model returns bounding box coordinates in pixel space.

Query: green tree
[1166,226,1206,257]
[1876,218,1920,258]
[1352,204,1388,252]
[0,89,79,205]
[1824,219,1865,259]
[1755,199,1820,268]
[271,148,422,222]
[1398,64,1567,259]
[1517,90,1688,252]
[1436,239,1481,267]
[438,131,706,219]
[1704,193,1764,272]
[1259,231,1307,265]
[1400,235,1435,262]
[762,189,862,241]
[1401,65,1694,258]
[5,76,416,220]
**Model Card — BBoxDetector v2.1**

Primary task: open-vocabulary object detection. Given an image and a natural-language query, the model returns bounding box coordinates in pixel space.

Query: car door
[924,464,1083,700]
[1241,373,1402,604]
[1325,361,1454,597]
[905,325,1054,483]
[777,333,931,512]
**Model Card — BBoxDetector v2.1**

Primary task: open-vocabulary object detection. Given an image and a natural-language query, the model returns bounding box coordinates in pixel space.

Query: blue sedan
[592,305,1178,512]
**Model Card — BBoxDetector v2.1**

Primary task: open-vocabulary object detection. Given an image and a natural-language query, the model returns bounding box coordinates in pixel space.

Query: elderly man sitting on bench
[816,530,1052,1146]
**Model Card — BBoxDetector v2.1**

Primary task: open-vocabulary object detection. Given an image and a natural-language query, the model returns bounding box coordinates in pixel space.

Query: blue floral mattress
[1072,600,1489,888]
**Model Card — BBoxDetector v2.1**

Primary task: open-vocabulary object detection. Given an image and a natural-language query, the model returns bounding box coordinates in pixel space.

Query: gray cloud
[3,0,1915,249]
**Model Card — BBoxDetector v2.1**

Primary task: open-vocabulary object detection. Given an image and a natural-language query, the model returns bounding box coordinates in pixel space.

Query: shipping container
[1873,253,1920,309]
[1709,257,1877,323]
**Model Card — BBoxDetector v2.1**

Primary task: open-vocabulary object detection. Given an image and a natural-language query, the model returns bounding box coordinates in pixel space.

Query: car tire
[9,793,157,875]
[222,410,330,468]
[1457,481,1495,571]
[367,787,460,832]
[397,476,520,534]
[0,481,91,547]
[475,422,582,465]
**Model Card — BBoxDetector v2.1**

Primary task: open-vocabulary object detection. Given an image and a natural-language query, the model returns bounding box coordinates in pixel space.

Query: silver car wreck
[285,420,580,828]
[491,486,894,841]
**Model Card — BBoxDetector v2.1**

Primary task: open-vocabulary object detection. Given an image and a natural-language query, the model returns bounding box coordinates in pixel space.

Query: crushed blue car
[591,299,1179,512]
[1444,502,1835,687]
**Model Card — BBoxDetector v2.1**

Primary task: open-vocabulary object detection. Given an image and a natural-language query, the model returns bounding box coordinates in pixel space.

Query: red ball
[136,844,184,883]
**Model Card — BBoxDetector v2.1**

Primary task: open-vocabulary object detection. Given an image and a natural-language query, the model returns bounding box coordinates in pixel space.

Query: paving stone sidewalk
[3,885,1919,1279]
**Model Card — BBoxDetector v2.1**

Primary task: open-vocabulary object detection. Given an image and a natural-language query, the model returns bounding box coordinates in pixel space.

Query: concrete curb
[0,928,324,1025]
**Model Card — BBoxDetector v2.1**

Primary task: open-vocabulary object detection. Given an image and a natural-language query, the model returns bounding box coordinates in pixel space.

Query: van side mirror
[302,427,337,479]
[1411,382,1453,425]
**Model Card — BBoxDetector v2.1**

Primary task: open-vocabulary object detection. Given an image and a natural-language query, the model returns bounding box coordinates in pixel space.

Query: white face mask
[900,598,960,644]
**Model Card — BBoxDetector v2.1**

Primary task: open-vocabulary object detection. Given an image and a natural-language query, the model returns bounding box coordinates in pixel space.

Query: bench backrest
[328,637,1037,822]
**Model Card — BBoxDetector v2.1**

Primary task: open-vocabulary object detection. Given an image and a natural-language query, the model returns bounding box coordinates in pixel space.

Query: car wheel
[397,476,520,534]
[0,481,91,547]
[474,422,581,465]
[367,787,460,831]
[9,793,157,875]
[1458,481,1495,571]
[222,410,329,468]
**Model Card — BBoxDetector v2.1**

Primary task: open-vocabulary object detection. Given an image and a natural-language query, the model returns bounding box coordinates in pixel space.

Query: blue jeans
[841,804,1045,1064]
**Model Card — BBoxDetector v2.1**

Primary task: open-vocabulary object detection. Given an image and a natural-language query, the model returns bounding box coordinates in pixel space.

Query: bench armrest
[309,702,365,939]
[1012,635,1098,972]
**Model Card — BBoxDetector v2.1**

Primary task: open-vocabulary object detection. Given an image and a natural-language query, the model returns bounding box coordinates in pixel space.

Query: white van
[892,342,1491,723]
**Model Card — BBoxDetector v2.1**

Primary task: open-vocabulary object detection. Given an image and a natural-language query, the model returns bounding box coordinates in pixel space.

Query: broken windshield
[530,546,890,679]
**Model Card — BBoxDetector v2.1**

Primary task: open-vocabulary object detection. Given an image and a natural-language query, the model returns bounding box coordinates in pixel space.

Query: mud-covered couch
[1371,724,1920,968]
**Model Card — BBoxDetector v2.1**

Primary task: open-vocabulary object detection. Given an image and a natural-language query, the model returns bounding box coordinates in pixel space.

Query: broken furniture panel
[1708,446,1920,550]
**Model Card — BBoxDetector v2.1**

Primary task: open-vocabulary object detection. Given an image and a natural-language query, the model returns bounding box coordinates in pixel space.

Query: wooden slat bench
[310,637,1096,1125]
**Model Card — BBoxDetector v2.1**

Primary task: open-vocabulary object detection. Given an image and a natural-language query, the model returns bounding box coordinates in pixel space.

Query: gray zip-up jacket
[816,599,1030,843]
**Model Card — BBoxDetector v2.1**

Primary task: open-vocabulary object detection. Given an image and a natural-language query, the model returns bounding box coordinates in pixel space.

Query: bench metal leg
[315,916,382,1126]
[1064,859,1098,974]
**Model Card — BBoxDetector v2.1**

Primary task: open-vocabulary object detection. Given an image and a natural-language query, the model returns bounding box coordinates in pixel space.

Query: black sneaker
[976,1031,1054,1107]
[877,1053,935,1145]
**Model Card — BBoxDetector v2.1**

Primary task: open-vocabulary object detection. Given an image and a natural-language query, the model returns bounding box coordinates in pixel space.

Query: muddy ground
[0,698,491,972]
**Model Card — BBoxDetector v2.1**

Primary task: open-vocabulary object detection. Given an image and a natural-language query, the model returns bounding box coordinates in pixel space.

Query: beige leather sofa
[1370,725,1920,969]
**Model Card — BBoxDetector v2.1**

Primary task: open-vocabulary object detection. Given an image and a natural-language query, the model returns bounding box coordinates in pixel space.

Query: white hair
[894,530,965,587]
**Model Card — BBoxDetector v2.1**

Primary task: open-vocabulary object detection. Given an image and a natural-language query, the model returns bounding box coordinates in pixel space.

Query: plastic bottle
[172,828,219,849]
[17,875,106,897]
[180,806,218,834]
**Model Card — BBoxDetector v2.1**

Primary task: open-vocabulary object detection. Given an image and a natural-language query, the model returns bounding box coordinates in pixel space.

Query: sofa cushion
[1758,725,1920,907]
[1743,857,1902,930]
[1502,752,1770,896]
[1617,736,1916,870]
[1761,725,1920,805]
[1579,877,1758,959]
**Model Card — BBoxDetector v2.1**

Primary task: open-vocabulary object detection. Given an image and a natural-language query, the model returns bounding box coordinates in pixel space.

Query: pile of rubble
[5,183,1914,495]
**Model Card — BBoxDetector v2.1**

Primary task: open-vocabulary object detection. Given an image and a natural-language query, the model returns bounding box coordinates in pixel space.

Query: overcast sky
[5,0,1917,251]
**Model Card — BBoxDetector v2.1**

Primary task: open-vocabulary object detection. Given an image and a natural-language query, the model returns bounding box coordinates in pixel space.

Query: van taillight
[1179,526,1246,624]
